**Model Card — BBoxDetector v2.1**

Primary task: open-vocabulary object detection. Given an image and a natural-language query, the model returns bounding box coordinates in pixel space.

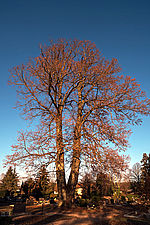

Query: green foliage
[21,165,55,200]
[78,198,88,207]
[121,195,125,202]
[81,174,94,199]
[126,194,134,202]
[81,171,113,206]
[37,165,50,199]
[0,167,19,198]
[35,165,54,199]
[129,154,150,201]
[91,195,101,206]
[21,178,35,198]
[112,184,122,202]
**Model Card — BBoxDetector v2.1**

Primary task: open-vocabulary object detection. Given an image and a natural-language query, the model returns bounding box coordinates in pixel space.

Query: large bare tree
[6,39,150,205]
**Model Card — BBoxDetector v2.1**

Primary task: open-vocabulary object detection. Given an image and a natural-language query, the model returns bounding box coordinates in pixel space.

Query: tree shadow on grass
[32,214,68,225]
[13,213,73,225]
[13,206,148,225]
[59,217,110,225]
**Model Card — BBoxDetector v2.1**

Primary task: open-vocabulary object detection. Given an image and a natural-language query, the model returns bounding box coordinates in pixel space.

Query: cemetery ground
[0,200,150,225]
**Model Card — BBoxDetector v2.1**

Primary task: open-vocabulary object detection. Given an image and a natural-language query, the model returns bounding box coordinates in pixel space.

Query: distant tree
[36,165,51,199]
[21,178,35,198]
[81,171,113,200]
[31,182,42,200]
[6,39,150,205]
[81,173,94,199]
[21,166,54,200]
[0,167,19,198]
[96,172,113,197]
[140,153,150,199]
[130,162,141,194]
[130,163,141,183]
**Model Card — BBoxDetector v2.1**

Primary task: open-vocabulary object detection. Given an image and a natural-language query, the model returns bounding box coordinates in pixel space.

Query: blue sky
[0,0,150,174]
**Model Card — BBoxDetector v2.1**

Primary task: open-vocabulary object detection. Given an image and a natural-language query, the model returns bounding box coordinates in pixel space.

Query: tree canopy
[6,39,150,205]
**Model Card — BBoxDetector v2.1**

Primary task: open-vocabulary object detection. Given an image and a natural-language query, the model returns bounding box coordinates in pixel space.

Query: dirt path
[11,205,150,225]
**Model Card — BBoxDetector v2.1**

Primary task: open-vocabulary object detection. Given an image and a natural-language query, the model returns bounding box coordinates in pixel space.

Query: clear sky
[0,0,150,175]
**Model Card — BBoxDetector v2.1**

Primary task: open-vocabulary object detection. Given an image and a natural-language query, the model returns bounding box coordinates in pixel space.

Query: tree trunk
[67,107,82,204]
[55,113,67,205]
[66,81,83,205]
[67,136,81,205]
